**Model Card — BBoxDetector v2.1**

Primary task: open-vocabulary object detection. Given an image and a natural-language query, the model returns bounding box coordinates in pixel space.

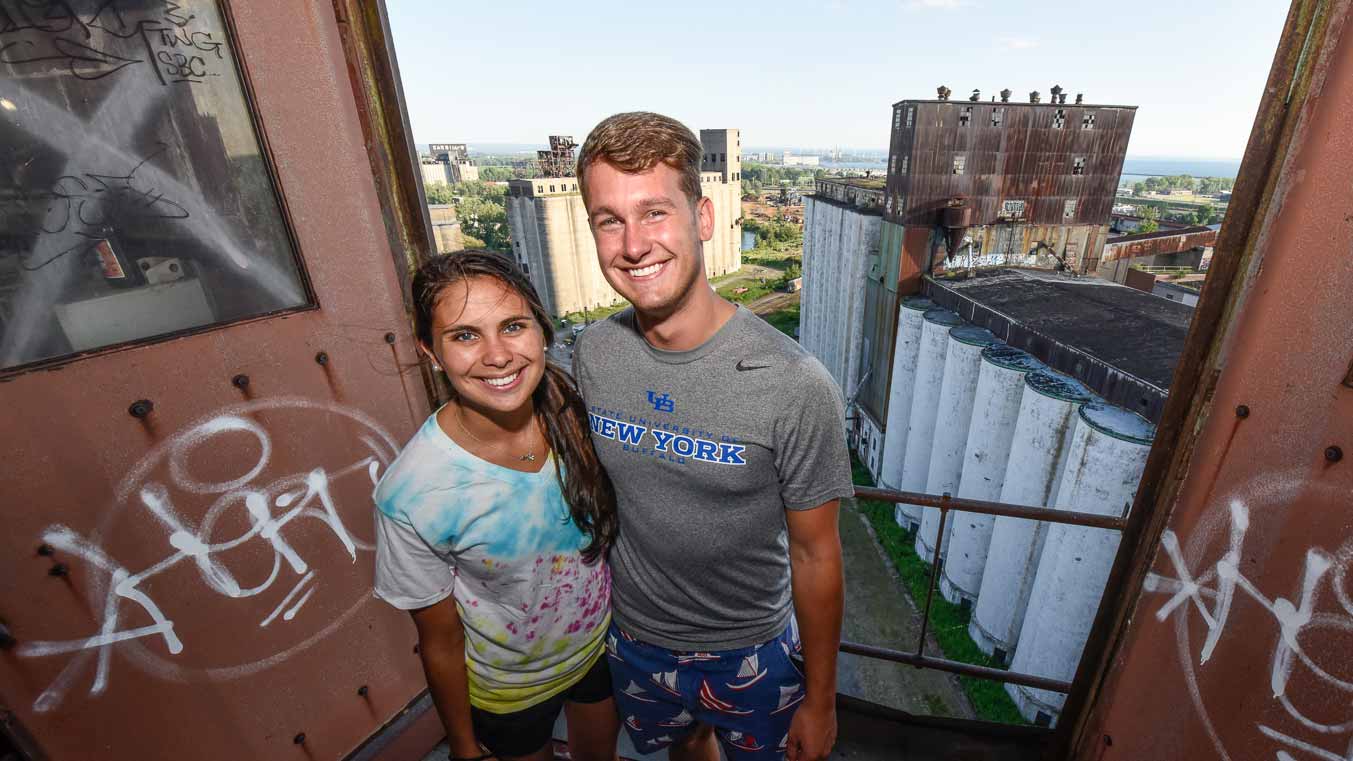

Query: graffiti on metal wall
[1143,474,1353,761]
[16,398,398,713]
[1,0,306,370]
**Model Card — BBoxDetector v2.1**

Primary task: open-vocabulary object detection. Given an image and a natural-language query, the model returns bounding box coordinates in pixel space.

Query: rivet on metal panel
[48,563,68,577]
[357,685,369,697]
[315,351,329,366]
[384,332,397,345]
[1235,404,1250,418]
[293,733,306,745]
[37,544,54,556]
[1325,446,1343,463]
[232,374,250,390]
[128,399,154,419]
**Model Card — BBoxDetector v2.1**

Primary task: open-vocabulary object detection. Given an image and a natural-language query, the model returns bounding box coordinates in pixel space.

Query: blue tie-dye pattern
[375,416,582,559]
[374,413,611,713]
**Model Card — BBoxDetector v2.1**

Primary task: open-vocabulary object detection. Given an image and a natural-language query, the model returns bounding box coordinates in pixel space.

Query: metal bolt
[1326,446,1343,463]
[48,563,68,578]
[37,544,54,556]
[232,374,249,389]
[315,351,329,366]
[293,733,306,745]
[384,332,397,344]
[1235,404,1250,419]
[128,399,154,419]
[357,685,369,697]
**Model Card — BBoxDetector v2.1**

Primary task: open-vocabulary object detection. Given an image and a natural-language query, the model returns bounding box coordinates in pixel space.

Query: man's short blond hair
[576,112,703,208]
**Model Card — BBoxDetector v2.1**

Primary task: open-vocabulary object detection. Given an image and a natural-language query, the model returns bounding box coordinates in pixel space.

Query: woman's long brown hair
[411,250,617,563]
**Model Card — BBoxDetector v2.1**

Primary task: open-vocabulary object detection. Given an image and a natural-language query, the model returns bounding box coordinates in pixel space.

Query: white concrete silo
[1006,402,1154,725]
[915,325,998,563]
[939,345,1044,605]
[969,369,1093,663]
[896,309,965,531]
[877,296,933,521]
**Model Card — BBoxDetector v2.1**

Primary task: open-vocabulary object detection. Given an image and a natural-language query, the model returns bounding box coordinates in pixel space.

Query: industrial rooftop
[923,269,1194,422]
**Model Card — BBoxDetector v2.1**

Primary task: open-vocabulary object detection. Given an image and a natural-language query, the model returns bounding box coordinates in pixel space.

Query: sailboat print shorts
[607,621,806,760]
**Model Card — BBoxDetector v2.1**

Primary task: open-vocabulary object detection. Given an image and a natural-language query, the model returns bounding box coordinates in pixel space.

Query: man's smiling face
[584,159,714,320]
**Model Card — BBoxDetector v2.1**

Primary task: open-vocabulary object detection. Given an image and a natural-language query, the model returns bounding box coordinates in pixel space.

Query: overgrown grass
[849,457,1028,725]
[761,305,800,338]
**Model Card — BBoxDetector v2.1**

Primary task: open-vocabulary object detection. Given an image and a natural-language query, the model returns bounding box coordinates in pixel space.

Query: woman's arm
[411,597,489,760]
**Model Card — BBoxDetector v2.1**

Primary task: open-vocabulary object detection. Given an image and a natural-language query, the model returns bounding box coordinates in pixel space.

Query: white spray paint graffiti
[1142,474,1353,760]
[16,397,398,713]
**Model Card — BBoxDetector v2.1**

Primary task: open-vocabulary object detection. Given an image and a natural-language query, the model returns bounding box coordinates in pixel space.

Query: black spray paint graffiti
[10,143,191,271]
[16,398,399,713]
[0,0,224,84]
[1143,475,1353,761]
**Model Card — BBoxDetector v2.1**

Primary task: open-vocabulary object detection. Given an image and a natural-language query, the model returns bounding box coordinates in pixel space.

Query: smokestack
[970,89,981,102]
[1075,93,1084,104]
[937,85,952,100]
[1050,84,1063,101]
[1000,88,1012,103]
[1029,91,1041,103]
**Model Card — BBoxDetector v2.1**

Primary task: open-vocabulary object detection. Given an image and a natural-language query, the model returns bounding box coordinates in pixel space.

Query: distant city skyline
[388,1,1288,160]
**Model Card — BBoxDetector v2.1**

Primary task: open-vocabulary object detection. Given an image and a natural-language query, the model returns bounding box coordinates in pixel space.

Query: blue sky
[388,0,1288,159]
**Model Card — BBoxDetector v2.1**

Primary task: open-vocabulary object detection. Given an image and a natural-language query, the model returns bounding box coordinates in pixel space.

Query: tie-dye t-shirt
[372,412,611,713]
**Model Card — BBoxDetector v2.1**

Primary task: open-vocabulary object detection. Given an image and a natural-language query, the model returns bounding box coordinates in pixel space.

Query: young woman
[373,251,619,761]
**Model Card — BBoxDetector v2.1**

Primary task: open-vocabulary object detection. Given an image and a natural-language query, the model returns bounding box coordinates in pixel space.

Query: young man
[571,112,853,761]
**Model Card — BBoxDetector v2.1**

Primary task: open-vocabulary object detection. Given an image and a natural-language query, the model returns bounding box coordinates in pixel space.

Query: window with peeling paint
[1082,112,1096,129]
[0,0,308,372]
[960,107,972,127]
[1053,109,1067,128]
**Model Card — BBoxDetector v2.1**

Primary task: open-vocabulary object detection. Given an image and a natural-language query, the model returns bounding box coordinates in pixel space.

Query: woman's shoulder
[373,414,481,520]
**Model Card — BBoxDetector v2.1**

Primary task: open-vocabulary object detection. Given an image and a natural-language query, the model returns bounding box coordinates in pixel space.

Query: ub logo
[646,391,675,413]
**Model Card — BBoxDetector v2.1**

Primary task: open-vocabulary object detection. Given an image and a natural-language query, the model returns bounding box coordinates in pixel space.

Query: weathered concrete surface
[837,498,974,721]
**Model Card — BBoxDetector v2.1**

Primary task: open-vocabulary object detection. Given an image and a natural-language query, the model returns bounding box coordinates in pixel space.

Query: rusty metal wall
[1101,228,1217,263]
[885,100,1134,227]
[0,2,434,760]
[1069,1,1353,759]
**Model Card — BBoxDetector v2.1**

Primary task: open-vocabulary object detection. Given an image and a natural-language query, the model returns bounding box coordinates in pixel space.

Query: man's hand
[785,697,837,761]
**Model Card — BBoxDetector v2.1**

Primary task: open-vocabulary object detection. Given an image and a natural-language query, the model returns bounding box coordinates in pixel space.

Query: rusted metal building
[855,90,1135,442]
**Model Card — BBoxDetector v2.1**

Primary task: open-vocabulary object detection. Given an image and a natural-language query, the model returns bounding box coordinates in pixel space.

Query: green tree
[457,195,510,251]
[1132,181,1146,196]
[425,181,454,205]
[1193,203,1218,226]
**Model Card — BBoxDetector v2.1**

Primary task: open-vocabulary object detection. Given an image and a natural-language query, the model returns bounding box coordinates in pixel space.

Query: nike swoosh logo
[736,360,770,371]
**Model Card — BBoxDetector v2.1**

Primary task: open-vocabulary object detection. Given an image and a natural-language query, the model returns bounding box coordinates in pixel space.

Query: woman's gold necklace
[456,406,540,462]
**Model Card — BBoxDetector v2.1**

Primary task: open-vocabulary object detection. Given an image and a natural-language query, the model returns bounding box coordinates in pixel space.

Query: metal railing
[838,485,1128,697]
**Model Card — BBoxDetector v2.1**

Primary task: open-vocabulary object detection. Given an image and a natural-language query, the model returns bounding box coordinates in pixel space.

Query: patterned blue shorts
[606,621,804,760]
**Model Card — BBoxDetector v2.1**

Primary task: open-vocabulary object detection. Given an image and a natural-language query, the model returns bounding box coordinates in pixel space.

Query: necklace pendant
[520,452,537,462]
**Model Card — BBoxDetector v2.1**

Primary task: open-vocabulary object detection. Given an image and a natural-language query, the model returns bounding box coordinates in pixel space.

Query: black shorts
[470,654,612,758]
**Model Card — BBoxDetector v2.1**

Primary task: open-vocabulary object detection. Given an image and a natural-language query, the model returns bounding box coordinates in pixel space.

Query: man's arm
[411,598,492,761]
[785,500,844,761]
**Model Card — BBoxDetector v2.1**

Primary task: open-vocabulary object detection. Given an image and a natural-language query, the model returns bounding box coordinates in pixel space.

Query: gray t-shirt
[573,305,853,650]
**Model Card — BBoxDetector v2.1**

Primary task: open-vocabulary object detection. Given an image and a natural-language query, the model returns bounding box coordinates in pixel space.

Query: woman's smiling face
[422,275,545,416]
